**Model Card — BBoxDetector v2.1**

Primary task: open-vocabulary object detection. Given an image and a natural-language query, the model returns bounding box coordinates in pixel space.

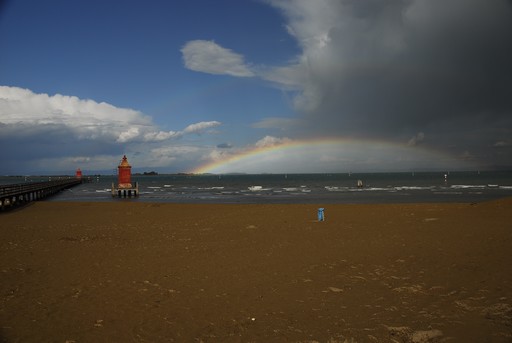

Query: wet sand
[1,199,511,342]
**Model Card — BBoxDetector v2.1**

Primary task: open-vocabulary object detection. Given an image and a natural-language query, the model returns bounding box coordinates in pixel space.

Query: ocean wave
[95,189,111,193]
[248,186,263,191]
[394,186,435,191]
[351,187,391,192]
[325,186,349,192]
[451,185,486,189]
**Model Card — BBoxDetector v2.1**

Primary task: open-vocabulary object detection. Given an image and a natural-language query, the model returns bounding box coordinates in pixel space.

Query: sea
[2,171,512,204]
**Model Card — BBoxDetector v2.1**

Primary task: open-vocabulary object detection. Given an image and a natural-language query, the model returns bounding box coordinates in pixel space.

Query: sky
[1,0,511,175]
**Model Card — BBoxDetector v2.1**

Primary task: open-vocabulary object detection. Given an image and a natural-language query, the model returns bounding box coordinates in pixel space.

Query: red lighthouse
[117,155,132,188]
[112,155,138,197]
[75,168,82,179]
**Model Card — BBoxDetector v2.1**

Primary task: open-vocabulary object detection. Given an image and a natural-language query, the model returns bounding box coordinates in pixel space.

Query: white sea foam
[325,186,349,192]
[451,185,486,189]
[394,186,434,191]
[248,186,263,191]
[351,187,390,192]
[95,189,111,193]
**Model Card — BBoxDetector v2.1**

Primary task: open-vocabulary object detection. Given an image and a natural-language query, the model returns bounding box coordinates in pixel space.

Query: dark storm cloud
[269,0,512,168]
[0,125,122,160]
[0,124,123,174]
[216,143,233,149]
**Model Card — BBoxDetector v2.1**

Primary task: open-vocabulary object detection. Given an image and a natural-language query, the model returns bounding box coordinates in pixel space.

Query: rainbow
[192,137,475,174]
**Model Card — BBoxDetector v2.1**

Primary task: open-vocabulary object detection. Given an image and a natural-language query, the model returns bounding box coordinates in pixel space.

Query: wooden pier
[0,179,82,211]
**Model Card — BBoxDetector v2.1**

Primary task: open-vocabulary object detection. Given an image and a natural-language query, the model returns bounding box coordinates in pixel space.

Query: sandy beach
[1,199,511,342]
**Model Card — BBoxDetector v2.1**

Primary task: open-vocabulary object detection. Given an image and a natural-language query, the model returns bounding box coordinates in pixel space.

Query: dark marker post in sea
[111,155,139,198]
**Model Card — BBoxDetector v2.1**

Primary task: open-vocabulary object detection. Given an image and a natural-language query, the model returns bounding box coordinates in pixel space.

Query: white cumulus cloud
[0,86,221,144]
[255,135,293,148]
[183,121,221,134]
[0,86,167,143]
[181,40,254,77]
[0,86,223,173]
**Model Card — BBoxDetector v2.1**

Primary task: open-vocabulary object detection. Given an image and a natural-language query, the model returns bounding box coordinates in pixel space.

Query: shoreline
[46,189,512,205]
[1,199,511,342]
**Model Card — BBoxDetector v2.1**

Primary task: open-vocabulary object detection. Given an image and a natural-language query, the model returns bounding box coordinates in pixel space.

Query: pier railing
[0,178,82,210]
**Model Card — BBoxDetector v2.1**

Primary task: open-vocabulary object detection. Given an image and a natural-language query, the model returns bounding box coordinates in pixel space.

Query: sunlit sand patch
[481,303,512,326]
[297,339,356,343]
[327,287,344,293]
[393,284,426,294]
[350,275,367,282]
[411,329,444,342]
[386,326,443,343]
